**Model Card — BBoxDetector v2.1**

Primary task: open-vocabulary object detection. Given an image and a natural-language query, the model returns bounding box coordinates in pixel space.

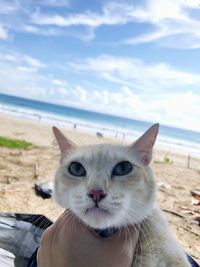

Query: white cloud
[74,86,87,102]
[59,86,144,117]
[52,79,67,86]
[1,0,199,47]
[29,0,200,48]
[0,1,19,14]
[0,50,49,100]
[58,87,69,96]
[0,62,42,96]
[23,55,46,68]
[143,92,200,131]
[69,55,200,92]
[0,25,8,39]
[22,24,62,36]
[0,52,46,70]
[17,66,38,73]
[0,49,199,132]
[31,2,135,27]
[37,0,70,7]
[0,0,70,38]
[4,53,18,62]
[58,86,200,132]
[123,0,200,49]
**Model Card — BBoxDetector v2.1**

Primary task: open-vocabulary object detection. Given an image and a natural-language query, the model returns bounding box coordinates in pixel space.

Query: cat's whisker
[119,219,134,267]
[121,220,129,255]
[123,217,141,267]
[126,202,159,236]
[52,211,69,260]
[51,209,77,259]
[124,208,157,251]
[68,210,80,234]
[119,204,155,267]
[133,219,157,267]
[27,203,64,219]
[118,197,160,242]
[127,205,160,246]
[135,226,143,267]
[119,210,144,267]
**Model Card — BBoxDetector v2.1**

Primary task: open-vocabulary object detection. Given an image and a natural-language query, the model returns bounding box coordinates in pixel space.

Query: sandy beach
[0,114,199,263]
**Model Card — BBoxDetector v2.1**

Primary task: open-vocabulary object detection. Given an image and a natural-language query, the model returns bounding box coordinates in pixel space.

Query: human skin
[37,210,139,267]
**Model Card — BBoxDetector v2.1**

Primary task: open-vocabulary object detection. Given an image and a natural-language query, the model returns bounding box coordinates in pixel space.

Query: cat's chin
[76,206,116,229]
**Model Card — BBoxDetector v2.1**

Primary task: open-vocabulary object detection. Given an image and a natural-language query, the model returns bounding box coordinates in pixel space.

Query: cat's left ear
[132,123,159,165]
[52,127,76,155]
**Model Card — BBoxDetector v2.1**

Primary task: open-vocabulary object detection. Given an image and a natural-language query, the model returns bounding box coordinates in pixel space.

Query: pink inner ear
[132,124,159,165]
[52,126,75,154]
[142,155,151,165]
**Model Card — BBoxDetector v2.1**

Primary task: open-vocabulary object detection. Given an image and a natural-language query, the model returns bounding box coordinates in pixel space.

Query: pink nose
[88,189,106,203]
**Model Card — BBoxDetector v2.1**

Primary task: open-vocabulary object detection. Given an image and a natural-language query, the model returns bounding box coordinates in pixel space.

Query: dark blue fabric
[27,247,38,267]
[187,254,199,267]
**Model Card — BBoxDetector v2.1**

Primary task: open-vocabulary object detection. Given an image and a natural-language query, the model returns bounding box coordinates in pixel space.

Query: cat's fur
[53,124,190,267]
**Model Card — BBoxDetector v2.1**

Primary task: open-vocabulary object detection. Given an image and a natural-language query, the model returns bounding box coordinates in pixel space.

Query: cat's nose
[87,189,107,203]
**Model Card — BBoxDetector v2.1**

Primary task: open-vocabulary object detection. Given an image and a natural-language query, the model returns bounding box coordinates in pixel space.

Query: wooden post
[33,163,38,179]
[187,154,190,168]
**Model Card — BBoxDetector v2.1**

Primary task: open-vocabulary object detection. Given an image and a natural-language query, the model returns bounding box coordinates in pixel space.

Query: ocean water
[0,93,200,157]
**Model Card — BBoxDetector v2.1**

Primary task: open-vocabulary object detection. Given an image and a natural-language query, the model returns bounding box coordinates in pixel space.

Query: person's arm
[37,210,139,267]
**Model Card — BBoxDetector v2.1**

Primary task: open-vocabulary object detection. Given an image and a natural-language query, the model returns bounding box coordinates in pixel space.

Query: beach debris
[34,181,53,199]
[163,154,173,164]
[193,216,200,226]
[96,132,103,138]
[13,132,25,136]
[164,208,200,226]
[158,181,171,191]
[186,215,200,226]
[9,151,22,156]
[180,208,194,215]
[191,190,200,205]
[154,155,173,165]
[191,198,200,206]
[153,160,164,164]
[184,214,200,226]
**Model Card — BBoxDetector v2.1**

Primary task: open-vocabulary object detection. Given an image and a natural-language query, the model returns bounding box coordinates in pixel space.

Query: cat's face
[53,124,159,229]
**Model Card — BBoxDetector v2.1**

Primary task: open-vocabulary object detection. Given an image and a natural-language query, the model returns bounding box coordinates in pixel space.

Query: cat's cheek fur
[53,178,69,208]
[53,167,74,209]
[119,166,157,225]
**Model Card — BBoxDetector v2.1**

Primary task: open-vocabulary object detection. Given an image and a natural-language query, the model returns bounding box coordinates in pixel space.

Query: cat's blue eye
[68,162,86,177]
[112,161,133,176]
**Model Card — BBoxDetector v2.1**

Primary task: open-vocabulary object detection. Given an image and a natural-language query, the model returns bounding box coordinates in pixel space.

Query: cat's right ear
[52,127,76,155]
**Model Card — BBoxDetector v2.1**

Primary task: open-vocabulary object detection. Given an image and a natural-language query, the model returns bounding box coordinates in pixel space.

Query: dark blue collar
[94,227,118,237]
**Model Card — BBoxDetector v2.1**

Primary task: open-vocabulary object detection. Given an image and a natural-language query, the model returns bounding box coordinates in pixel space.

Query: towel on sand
[0,213,52,267]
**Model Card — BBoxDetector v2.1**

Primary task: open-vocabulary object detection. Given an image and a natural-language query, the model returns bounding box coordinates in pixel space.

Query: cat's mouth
[85,206,109,215]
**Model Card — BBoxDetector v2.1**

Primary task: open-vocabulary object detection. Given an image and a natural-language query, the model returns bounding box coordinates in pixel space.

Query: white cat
[52,124,190,267]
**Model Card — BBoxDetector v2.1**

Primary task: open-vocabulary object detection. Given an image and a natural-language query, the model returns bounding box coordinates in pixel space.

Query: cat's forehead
[70,143,130,161]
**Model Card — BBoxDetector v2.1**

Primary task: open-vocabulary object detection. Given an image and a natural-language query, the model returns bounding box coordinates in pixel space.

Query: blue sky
[0,0,200,131]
